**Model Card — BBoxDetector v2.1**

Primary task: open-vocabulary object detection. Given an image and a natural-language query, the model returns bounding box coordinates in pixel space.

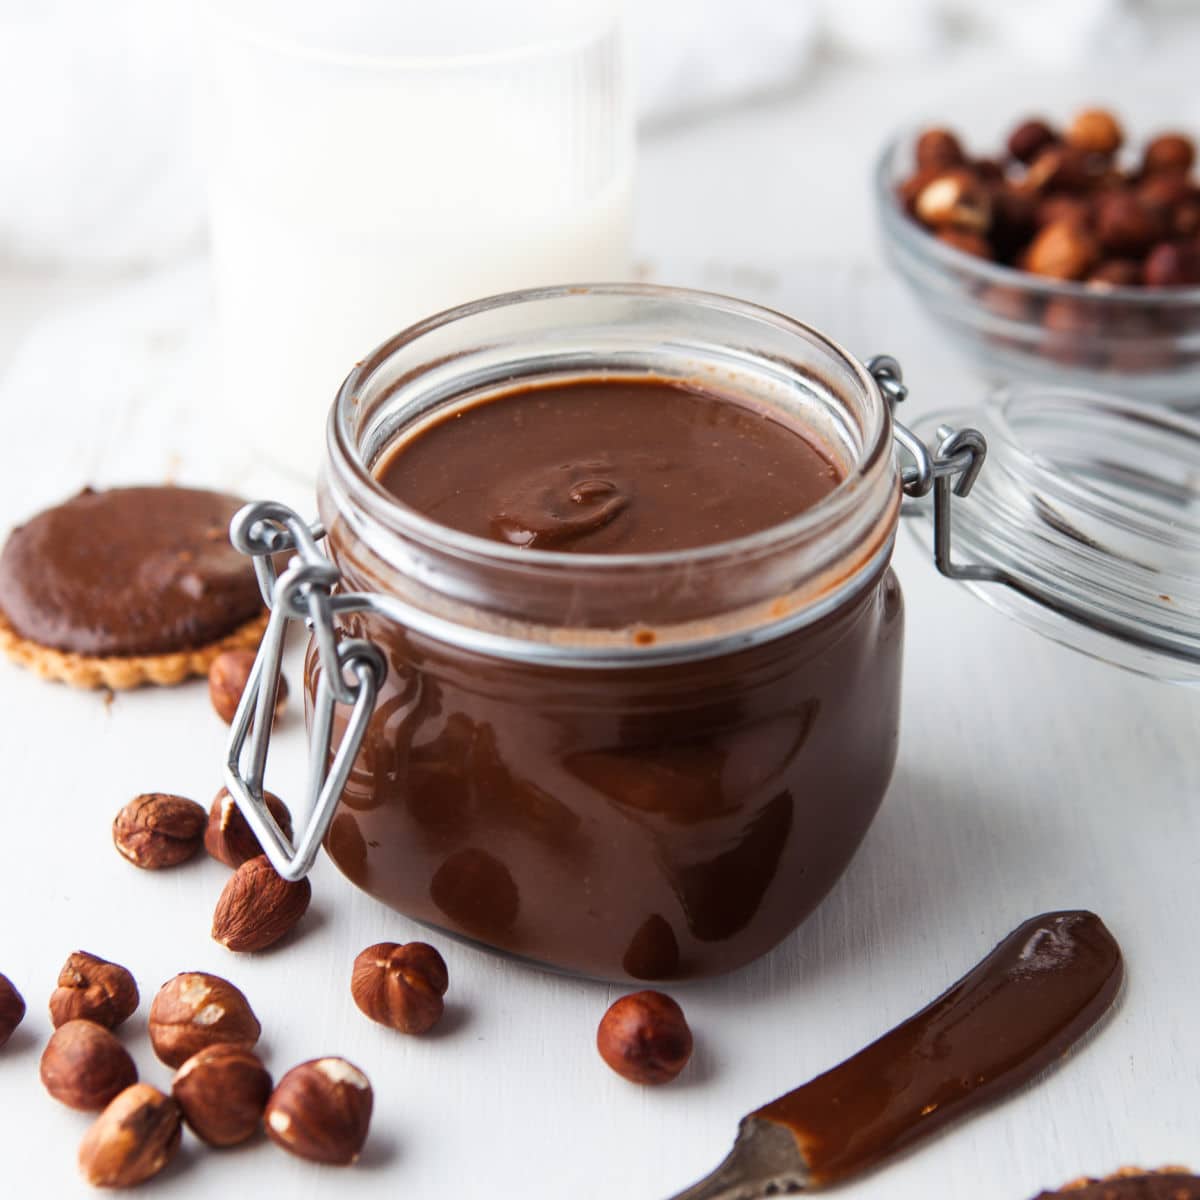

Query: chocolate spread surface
[377,377,841,552]
[0,486,262,656]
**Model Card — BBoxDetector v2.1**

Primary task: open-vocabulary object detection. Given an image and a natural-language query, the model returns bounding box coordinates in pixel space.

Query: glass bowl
[875,130,1200,406]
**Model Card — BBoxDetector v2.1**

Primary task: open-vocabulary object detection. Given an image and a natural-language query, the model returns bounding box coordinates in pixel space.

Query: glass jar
[305,285,904,981]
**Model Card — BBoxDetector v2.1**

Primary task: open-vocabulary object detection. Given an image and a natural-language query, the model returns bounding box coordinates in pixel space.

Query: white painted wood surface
[2,46,1199,1199]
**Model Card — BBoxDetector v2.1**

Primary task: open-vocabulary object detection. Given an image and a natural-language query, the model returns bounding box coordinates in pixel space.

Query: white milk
[200,1,633,478]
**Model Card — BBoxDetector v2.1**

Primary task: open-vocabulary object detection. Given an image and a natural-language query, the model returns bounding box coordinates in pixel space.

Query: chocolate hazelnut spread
[377,378,841,553]
[316,373,903,980]
[0,487,261,656]
[1033,1174,1200,1200]
[669,911,1124,1197]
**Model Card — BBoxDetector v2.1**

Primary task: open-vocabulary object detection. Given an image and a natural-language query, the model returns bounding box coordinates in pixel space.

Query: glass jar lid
[904,384,1200,686]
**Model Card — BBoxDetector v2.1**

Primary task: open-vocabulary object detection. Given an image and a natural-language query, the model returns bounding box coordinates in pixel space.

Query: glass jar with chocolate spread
[226,286,989,982]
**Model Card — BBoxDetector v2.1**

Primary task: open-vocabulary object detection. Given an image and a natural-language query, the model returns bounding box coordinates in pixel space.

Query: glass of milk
[198,0,633,478]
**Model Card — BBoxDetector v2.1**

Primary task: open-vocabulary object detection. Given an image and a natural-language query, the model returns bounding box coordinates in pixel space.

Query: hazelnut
[1007,118,1057,164]
[1067,108,1123,156]
[1144,241,1200,287]
[40,1019,138,1110]
[1034,193,1093,230]
[989,186,1037,259]
[265,1058,373,1165]
[204,788,294,869]
[113,792,207,870]
[1137,170,1193,216]
[1026,219,1100,280]
[1143,132,1195,176]
[1041,297,1105,366]
[0,973,25,1047]
[972,157,1006,184]
[914,127,965,171]
[49,951,139,1030]
[1087,259,1142,288]
[896,166,941,215]
[209,649,288,726]
[78,1084,181,1189]
[172,1043,272,1147]
[351,942,448,1035]
[936,229,991,259]
[212,855,312,952]
[148,971,261,1068]
[1023,144,1094,194]
[1094,190,1165,256]
[914,168,992,233]
[596,990,693,1085]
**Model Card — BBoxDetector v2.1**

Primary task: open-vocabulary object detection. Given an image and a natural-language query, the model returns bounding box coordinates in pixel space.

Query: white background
[1,8,1199,1199]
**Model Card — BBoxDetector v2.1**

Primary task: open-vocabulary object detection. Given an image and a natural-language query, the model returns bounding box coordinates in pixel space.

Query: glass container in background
[198,0,633,477]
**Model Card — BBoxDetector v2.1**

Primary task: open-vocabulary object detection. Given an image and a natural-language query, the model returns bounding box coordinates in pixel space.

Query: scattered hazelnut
[1025,219,1100,280]
[1094,190,1165,256]
[1143,132,1196,176]
[914,168,992,232]
[1087,259,1142,288]
[208,649,288,726]
[265,1058,373,1165]
[212,855,312,953]
[204,788,294,869]
[172,1043,272,1147]
[596,990,693,1086]
[49,951,139,1031]
[113,792,207,870]
[1067,108,1123,156]
[1144,241,1200,287]
[148,972,261,1068]
[914,127,965,171]
[40,1019,138,1110]
[351,942,448,1035]
[78,1084,182,1189]
[936,229,992,259]
[1007,118,1057,164]
[0,973,25,1047]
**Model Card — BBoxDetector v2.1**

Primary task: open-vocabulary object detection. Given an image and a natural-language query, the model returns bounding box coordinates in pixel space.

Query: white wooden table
[2,46,1199,1200]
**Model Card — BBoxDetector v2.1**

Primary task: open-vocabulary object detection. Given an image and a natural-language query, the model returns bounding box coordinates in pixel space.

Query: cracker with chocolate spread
[1034,1168,1200,1199]
[0,486,266,688]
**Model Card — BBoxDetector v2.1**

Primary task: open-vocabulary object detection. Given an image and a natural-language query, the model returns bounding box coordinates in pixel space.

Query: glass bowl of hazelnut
[876,108,1200,404]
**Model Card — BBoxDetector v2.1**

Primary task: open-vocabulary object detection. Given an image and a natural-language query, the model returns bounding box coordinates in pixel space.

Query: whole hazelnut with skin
[914,127,965,171]
[205,788,294,869]
[0,973,25,1047]
[40,1019,138,1110]
[1034,193,1093,231]
[173,1043,272,1147]
[936,229,991,259]
[1094,190,1165,256]
[113,792,207,869]
[148,972,261,1068]
[49,951,138,1030]
[897,165,941,215]
[914,168,992,233]
[1087,259,1142,288]
[1144,241,1200,287]
[1023,144,1093,194]
[597,990,693,1085]
[209,649,288,726]
[1007,118,1057,164]
[1143,133,1195,176]
[212,855,312,952]
[78,1084,181,1189]
[265,1058,374,1165]
[1067,108,1123,156]
[352,942,449,1035]
[1026,219,1100,280]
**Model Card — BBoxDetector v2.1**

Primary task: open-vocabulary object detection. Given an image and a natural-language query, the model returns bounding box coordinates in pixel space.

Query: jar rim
[327,282,895,575]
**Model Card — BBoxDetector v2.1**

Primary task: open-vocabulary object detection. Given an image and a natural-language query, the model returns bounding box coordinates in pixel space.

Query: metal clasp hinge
[868,354,1011,587]
[223,503,386,882]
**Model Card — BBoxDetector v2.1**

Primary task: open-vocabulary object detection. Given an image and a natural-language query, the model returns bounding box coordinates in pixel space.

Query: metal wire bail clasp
[223,502,386,882]
[868,354,1012,587]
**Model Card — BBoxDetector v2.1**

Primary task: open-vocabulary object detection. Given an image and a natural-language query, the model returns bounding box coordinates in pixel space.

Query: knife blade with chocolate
[667,910,1124,1199]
